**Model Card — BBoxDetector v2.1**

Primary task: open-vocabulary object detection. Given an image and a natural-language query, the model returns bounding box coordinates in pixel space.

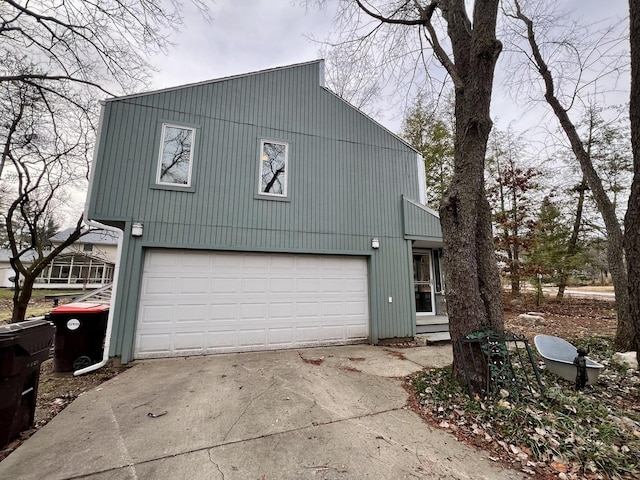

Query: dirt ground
[503,292,618,342]
[0,290,623,464]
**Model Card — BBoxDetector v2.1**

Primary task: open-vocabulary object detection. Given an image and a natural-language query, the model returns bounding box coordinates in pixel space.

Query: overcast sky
[148,1,630,135]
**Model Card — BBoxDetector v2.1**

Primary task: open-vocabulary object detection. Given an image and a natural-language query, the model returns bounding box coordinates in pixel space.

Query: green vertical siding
[89,61,431,362]
[402,196,443,241]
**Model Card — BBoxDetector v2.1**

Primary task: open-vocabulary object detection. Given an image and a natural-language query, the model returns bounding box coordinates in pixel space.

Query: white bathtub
[534,334,604,385]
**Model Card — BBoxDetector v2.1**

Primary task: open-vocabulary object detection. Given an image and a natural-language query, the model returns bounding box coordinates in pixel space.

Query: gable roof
[101,59,419,155]
[103,60,326,103]
[50,228,119,245]
[0,249,38,262]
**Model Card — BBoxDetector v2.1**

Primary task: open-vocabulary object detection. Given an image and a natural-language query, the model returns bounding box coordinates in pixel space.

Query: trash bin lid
[50,302,110,314]
[0,318,54,338]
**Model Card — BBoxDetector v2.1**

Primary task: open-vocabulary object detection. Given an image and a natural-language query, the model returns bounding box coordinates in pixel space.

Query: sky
[148,0,630,135]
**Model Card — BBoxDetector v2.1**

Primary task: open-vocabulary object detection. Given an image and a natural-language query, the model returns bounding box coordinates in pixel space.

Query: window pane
[260,141,287,195]
[159,125,193,185]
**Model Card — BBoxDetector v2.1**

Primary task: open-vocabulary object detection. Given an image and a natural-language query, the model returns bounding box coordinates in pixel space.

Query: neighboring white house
[0,249,25,288]
[34,228,118,289]
[0,229,119,290]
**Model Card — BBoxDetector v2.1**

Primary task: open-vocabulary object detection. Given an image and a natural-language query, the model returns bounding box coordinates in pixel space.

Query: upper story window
[156,124,195,186]
[258,140,288,197]
[83,243,94,252]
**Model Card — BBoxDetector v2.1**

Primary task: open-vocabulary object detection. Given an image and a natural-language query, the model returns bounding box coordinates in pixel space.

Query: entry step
[416,331,451,343]
[416,315,449,326]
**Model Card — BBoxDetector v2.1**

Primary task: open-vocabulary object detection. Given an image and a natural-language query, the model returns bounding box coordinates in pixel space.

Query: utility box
[0,318,55,449]
[47,303,109,372]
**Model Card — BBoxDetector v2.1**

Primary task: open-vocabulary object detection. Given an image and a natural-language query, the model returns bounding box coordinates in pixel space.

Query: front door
[413,251,435,315]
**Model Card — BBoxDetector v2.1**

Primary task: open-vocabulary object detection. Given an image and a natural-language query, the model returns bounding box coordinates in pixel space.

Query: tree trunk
[515,3,633,350]
[557,178,587,299]
[11,275,35,323]
[439,0,504,386]
[626,0,640,364]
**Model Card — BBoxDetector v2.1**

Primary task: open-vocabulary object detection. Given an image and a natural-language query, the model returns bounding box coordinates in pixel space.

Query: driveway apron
[0,345,524,479]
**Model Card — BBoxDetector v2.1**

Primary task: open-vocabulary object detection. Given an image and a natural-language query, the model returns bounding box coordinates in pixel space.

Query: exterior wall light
[371,237,380,249]
[131,223,143,237]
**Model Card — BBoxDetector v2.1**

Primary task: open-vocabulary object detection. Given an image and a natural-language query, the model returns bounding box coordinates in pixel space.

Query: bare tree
[505,1,635,350]
[1,78,92,321]
[320,44,384,116]
[1,1,210,322]
[313,1,505,385]
[627,0,640,363]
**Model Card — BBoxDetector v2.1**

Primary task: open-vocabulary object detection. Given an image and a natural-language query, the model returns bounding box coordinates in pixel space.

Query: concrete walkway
[0,345,524,479]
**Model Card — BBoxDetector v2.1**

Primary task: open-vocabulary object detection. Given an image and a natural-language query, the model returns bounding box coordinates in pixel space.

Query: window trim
[155,123,196,188]
[257,139,289,198]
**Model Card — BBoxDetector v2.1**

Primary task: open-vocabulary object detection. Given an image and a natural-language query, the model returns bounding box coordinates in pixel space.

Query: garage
[134,249,370,358]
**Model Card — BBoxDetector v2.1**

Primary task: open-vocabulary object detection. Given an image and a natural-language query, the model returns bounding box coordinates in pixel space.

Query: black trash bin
[0,318,55,449]
[47,302,109,373]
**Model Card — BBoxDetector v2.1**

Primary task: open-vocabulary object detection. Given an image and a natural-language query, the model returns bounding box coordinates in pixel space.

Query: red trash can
[47,303,109,372]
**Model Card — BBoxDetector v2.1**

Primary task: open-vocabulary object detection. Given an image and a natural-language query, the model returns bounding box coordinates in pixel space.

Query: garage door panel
[296,278,320,294]
[136,251,369,358]
[295,302,321,318]
[146,251,179,269]
[206,330,237,348]
[174,304,208,323]
[320,326,345,341]
[240,303,269,319]
[174,332,205,351]
[210,303,238,320]
[270,255,296,269]
[210,277,240,294]
[239,329,269,346]
[346,278,367,293]
[143,276,176,295]
[346,325,368,337]
[269,302,294,318]
[139,304,174,324]
[270,277,295,293]
[242,277,268,294]
[180,251,215,270]
[268,328,294,344]
[177,277,210,294]
[212,254,242,269]
[321,278,343,293]
[242,255,270,269]
[295,326,321,342]
[346,301,367,316]
[136,333,171,354]
[321,302,342,316]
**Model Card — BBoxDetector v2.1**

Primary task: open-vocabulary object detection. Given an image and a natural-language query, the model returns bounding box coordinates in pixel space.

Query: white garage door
[134,250,369,358]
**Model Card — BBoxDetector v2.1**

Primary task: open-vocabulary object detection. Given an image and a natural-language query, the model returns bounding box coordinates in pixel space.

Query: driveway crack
[222,381,277,441]
[208,449,225,479]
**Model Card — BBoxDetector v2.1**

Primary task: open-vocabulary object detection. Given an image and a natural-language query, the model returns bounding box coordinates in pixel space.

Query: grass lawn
[0,288,81,322]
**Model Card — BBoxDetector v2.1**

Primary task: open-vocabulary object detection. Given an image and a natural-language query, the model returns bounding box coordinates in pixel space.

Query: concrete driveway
[0,345,524,479]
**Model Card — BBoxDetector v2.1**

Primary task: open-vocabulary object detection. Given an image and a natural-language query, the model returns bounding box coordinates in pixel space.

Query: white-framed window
[156,124,195,186]
[258,140,288,197]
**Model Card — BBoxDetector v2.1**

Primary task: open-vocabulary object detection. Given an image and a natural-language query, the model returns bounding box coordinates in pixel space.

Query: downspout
[73,101,124,376]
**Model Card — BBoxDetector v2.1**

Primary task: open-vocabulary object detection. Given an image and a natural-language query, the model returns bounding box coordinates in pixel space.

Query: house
[86,60,446,364]
[0,229,117,289]
[34,229,118,289]
[0,249,22,288]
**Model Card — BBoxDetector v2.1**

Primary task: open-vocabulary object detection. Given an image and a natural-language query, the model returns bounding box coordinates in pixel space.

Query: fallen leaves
[408,332,640,479]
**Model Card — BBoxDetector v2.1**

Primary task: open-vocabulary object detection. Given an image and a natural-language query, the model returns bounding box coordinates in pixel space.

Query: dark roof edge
[103,59,325,103]
[320,86,420,155]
